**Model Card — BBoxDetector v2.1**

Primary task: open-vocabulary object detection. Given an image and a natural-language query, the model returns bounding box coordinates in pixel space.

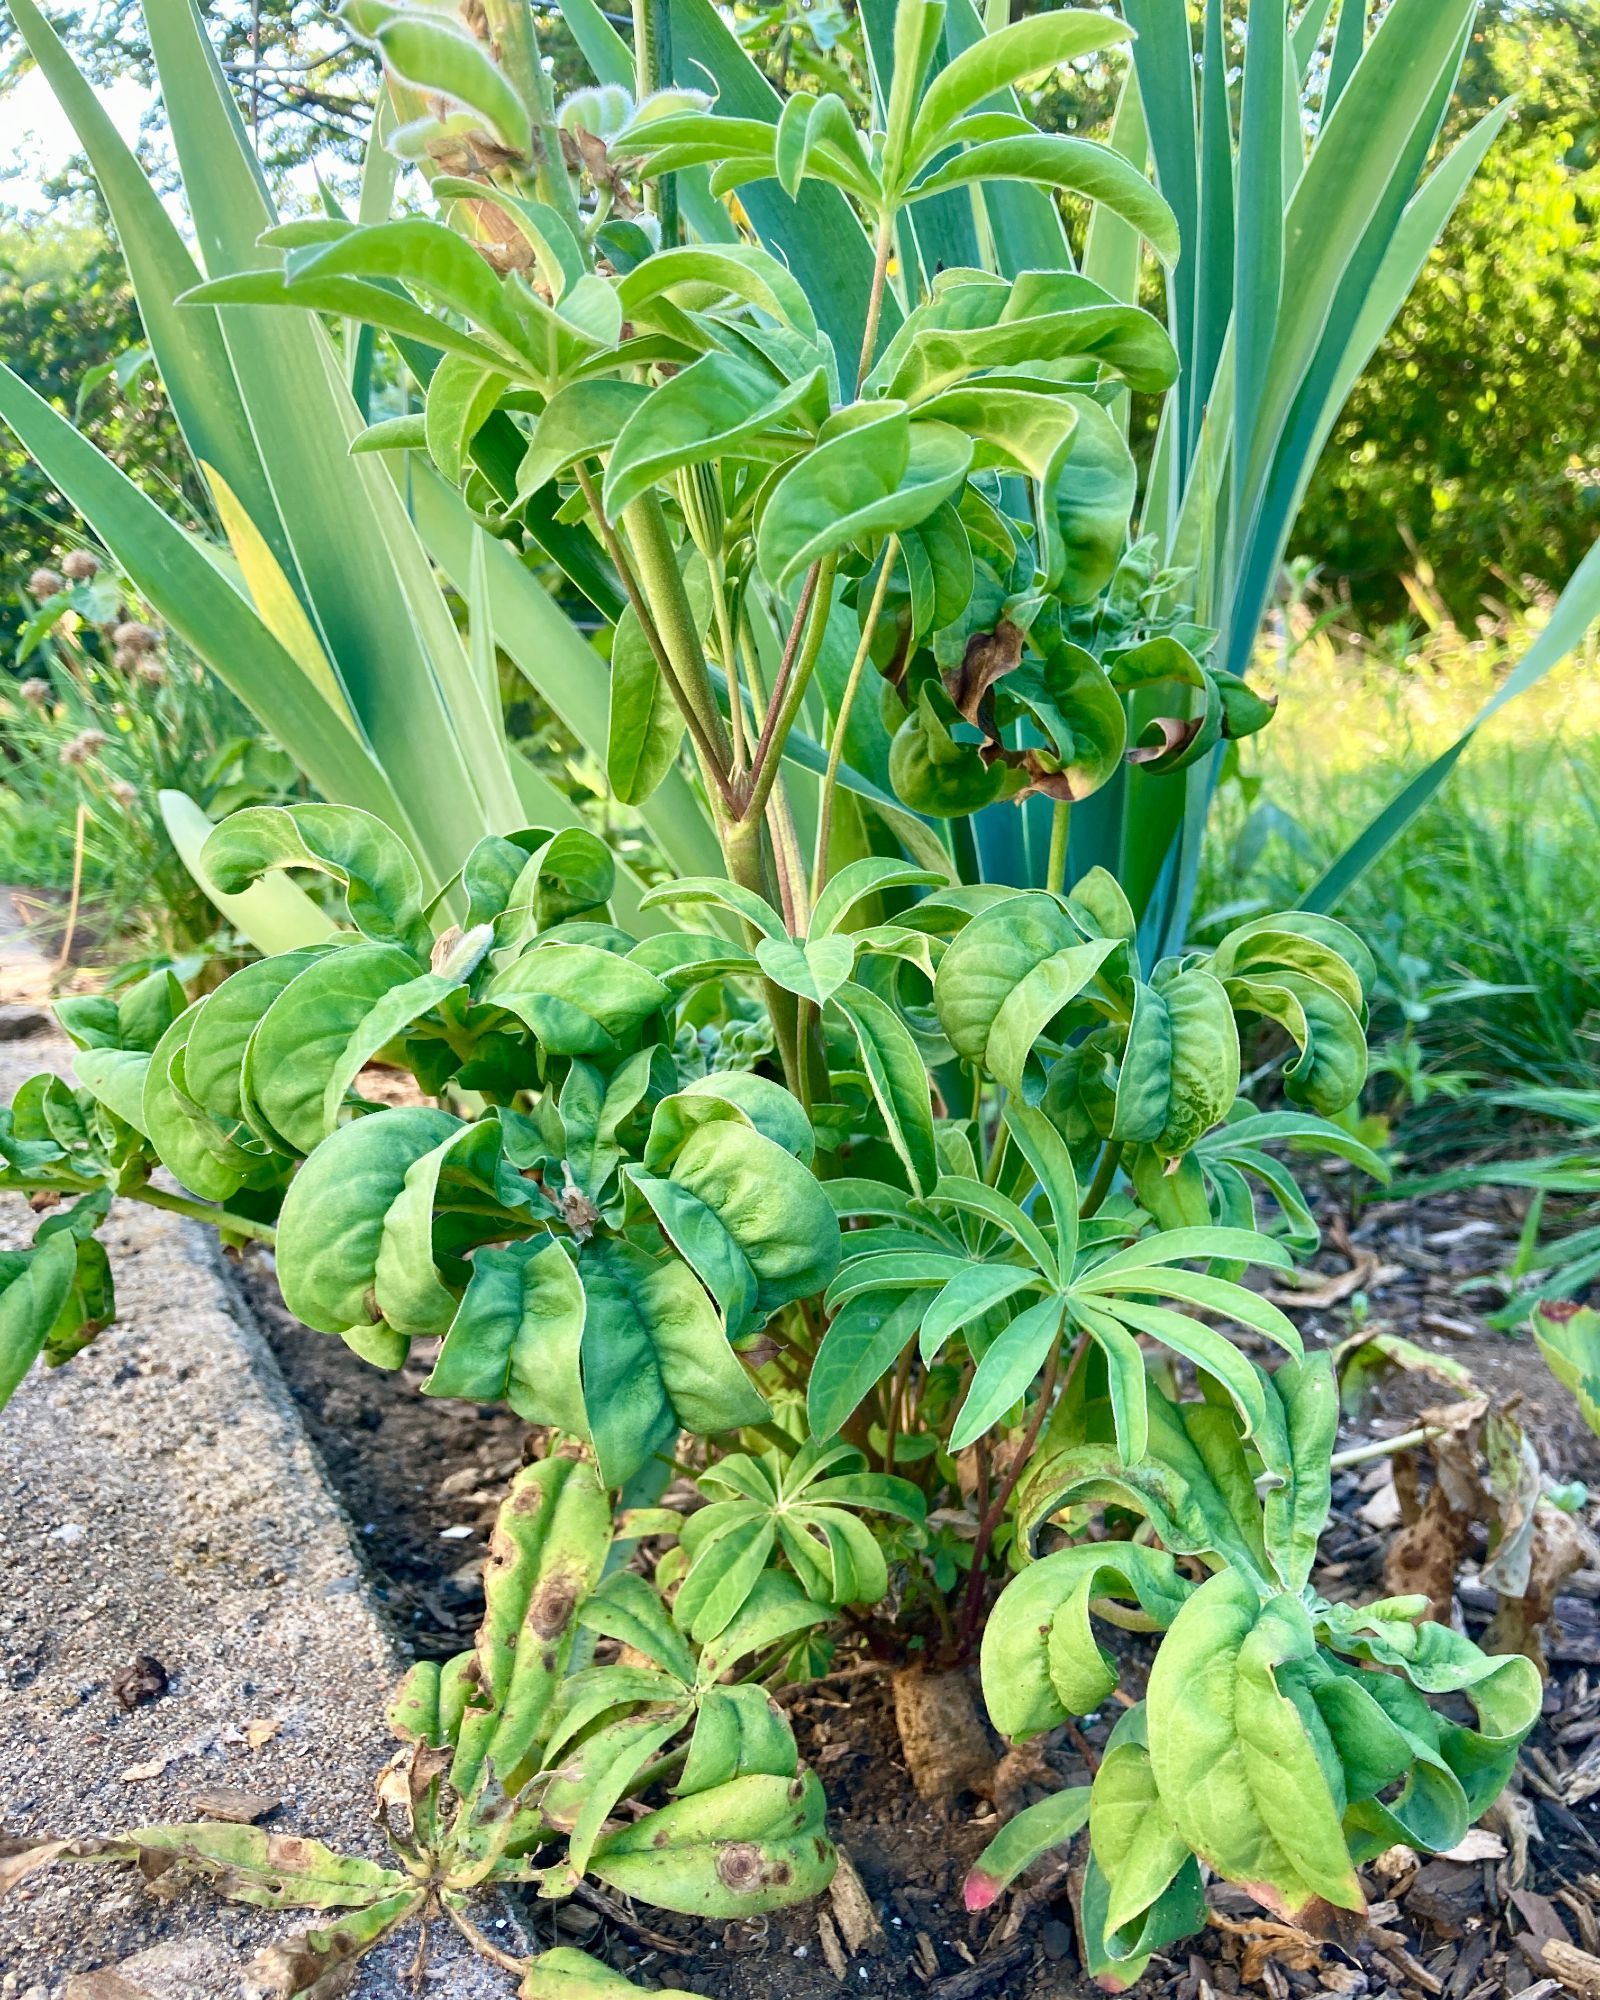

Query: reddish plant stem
[954,1320,1076,1659]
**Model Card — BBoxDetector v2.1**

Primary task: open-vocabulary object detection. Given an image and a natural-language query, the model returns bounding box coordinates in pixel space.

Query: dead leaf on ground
[120,1752,181,1783]
[188,1786,281,1824]
[828,1846,884,1955]
[1485,1501,1598,1672]
[244,1717,283,1749]
[110,1654,169,1711]
[1439,1827,1506,1862]
[817,1907,849,1980]
[1266,1252,1403,1310]
[1383,1482,1471,1623]
[1209,1912,1327,1983]
[0,1835,133,1898]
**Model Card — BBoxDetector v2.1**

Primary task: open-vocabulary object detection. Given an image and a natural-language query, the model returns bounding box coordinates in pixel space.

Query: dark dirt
[220,1171,1600,2000]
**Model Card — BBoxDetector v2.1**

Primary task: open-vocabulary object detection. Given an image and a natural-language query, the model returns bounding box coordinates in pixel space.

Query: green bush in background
[1294,0,1600,624]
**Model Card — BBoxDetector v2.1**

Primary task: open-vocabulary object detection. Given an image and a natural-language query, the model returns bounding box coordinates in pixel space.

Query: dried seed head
[18,677,50,704]
[112,647,138,673]
[112,620,159,654]
[110,779,139,809]
[59,727,108,767]
[61,549,100,581]
[28,566,65,600]
[135,658,167,688]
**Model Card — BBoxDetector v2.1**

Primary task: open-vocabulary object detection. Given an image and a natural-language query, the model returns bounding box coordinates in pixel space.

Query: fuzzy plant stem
[573,463,735,809]
[480,0,582,245]
[811,537,899,905]
[622,493,731,767]
[955,1316,1073,1658]
[857,209,897,392]
[1082,1140,1123,1217]
[134,1184,278,1246]
[1045,797,1071,896]
[741,555,839,825]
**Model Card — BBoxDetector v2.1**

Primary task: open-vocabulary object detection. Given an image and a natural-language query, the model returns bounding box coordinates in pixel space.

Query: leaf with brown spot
[242,1889,425,2000]
[590,1767,835,1918]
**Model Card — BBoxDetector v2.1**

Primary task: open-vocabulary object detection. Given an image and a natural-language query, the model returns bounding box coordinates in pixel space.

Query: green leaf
[577,1238,770,1487]
[142,1005,275,1202]
[483,944,669,1057]
[809,859,948,939]
[111,1821,408,1908]
[950,1293,1064,1450]
[640,876,786,940]
[912,136,1180,265]
[615,244,820,343]
[606,600,687,807]
[202,804,430,957]
[831,982,940,1197]
[424,1234,587,1431]
[274,1105,461,1339]
[519,1946,711,2000]
[1532,1305,1600,1439]
[981,1543,1192,1739]
[756,411,973,591]
[183,949,327,1126]
[962,1787,1091,1912]
[679,1684,798,1796]
[519,378,648,498]
[73,1049,153,1137]
[1003,1102,1080,1278]
[1090,1709,1198,1944]
[0,1230,80,1410]
[754,934,856,1008]
[342,0,529,151]
[1146,1570,1363,1920]
[674,1513,779,1645]
[907,10,1132,172]
[808,1289,924,1438]
[580,1570,699,1685]
[590,1769,835,1916]
[934,892,1120,1099]
[424,352,506,484]
[452,1453,612,1798]
[629,1122,840,1338]
[158,791,334,958]
[669,1074,817,1168]
[603,357,825,519]
[243,942,428,1155]
[919,1264,1040,1362]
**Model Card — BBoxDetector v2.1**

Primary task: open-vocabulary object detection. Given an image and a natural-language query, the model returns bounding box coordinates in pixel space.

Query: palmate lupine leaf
[979,1357,1540,1949]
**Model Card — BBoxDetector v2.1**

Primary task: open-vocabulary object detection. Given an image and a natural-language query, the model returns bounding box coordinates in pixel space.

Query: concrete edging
[0,1033,513,2000]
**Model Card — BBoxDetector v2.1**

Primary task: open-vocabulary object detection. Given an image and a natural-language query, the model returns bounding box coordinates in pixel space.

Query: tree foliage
[0,208,200,650]
[1295,4,1600,623]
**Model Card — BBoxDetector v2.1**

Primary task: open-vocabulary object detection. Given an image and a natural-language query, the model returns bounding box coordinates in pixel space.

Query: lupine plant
[0,0,1549,1991]
[0,799,1539,1990]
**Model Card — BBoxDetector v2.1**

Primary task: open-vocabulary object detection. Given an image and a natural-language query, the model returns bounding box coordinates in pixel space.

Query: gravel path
[0,1026,512,2000]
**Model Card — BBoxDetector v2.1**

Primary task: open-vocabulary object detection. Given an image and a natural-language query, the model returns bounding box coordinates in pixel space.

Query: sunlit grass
[1197,587,1600,1149]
